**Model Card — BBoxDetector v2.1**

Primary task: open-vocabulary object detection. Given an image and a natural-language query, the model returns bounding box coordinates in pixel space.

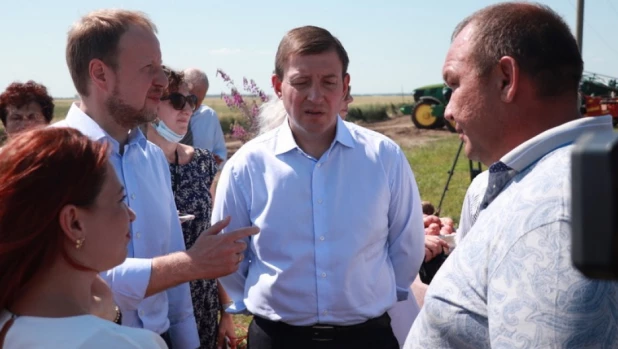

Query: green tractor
[401,83,457,133]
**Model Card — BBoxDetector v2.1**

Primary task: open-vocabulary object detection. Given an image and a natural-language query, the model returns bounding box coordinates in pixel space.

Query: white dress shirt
[212,116,425,326]
[0,310,167,348]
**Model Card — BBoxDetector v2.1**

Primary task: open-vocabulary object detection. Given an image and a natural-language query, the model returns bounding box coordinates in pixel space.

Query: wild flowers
[217,69,269,142]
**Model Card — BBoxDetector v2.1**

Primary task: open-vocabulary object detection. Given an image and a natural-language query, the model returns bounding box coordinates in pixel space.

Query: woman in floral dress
[145,67,236,349]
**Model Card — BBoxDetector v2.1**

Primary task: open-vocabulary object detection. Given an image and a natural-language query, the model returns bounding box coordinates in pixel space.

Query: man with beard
[55,9,259,348]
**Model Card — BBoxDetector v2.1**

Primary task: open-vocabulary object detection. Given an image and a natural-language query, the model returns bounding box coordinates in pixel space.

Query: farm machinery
[402,72,618,133]
[401,84,457,133]
[579,72,618,126]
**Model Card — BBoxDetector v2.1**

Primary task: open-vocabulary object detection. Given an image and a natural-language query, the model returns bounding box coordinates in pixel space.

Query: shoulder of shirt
[194,105,217,117]
[80,323,165,348]
[342,121,404,157]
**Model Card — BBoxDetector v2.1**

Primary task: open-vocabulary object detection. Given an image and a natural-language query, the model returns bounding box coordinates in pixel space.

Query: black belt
[254,312,391,342]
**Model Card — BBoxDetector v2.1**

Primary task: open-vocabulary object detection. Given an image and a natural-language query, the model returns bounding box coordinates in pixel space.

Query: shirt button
[322,310,328,315]
[317,199,323,204]
[139,310,144,316]
[131,193,136,200]
[321,272,327,278]
[317,163,322,168]
[136,232,141,238]
[319,236,325,241]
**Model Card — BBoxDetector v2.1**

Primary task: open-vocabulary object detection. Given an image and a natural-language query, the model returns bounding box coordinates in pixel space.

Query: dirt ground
[224,115,456,156]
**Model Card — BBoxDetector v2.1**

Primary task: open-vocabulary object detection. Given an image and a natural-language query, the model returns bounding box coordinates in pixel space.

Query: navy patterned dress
[170,148,219,349]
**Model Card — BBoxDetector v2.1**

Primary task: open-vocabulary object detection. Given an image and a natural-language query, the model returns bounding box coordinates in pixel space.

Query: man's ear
[58,204,86,245]
[89,59,112,94]
[272,74,283,99]
[343,73,351,99]
[496,56,519,103]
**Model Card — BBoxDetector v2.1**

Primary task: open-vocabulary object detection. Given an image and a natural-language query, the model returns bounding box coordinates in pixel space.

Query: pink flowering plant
[217,69,269,142]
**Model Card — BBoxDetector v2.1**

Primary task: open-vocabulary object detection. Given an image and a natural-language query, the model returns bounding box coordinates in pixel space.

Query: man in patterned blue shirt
[406,2,618,348]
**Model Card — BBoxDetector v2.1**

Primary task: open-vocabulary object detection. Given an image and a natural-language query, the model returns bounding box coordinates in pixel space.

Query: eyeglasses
[161,93,198,111]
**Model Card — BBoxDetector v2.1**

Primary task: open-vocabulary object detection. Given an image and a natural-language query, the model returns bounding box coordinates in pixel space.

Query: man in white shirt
[212,25,425,349]
[56,9,258,348]
[180,68,227,167]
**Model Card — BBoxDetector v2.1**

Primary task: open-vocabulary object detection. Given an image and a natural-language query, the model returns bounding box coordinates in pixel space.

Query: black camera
[571,131,618,279]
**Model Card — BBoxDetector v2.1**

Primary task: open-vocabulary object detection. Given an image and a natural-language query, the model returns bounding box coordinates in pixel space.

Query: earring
[75,238,84,249]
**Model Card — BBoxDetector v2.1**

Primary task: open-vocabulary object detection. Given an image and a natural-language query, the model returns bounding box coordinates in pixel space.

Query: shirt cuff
[104,258,152,311]
[169,315,200,349]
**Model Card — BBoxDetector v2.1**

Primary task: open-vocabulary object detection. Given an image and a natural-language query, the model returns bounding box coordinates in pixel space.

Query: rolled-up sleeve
[102,259,152,311]
[387,148,425,301]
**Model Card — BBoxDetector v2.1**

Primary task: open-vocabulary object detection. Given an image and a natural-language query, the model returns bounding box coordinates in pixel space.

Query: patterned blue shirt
[212,116,425,326]
[406,115,618,348]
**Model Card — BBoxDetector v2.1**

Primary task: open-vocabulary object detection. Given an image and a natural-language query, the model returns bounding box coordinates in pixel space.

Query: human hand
[217,312,237,349]
[187,217,260,279]
[424,235,449,262]
[423,214,455,235]
[214,154,224,165]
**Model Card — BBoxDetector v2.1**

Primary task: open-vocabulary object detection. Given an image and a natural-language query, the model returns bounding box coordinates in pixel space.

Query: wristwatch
[220,301,234,312]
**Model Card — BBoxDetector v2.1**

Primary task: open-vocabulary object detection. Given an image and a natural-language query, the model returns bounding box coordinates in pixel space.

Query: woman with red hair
[0,127,167,348]
[0,80,54,138]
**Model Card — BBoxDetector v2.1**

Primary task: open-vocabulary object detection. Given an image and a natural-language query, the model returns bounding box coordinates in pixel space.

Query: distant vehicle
[401,83,456,133]
[580,72,618,126]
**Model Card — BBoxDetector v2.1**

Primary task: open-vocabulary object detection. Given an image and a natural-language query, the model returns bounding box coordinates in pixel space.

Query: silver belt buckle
[311,325,335,341]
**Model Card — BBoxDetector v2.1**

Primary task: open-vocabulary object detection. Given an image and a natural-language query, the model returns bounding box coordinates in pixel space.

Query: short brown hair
[162,66,186,98]
[66,9,157,97]
[275,26,349,79]
[0,81,54,127]
[453,2,583,98]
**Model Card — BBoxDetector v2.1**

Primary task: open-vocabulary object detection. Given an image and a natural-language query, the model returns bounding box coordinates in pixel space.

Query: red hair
[0,81,55,127]
[0,127,110,310]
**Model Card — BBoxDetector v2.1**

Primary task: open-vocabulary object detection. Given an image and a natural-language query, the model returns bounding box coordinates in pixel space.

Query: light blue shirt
[189,105,227,161]
[54,103,199,349]
[212,116,425,326]
[406,115,618,348]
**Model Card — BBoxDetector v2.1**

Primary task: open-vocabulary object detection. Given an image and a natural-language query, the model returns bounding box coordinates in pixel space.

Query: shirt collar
[64,102,148,153]
[274,115,355,156]
[501,115,614,172]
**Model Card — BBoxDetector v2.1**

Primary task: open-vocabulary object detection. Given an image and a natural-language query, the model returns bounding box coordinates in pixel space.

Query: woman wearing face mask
[146,67,236,349]
[0,127,166,348]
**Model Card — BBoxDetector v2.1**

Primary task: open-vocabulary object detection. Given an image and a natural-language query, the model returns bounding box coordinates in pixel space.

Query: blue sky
[2,0,617,98]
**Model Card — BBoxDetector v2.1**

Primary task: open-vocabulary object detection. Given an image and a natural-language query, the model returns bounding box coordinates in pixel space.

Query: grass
[405,136,477,223]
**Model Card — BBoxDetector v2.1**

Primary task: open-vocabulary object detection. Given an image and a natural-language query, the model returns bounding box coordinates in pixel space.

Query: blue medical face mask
[152,120,185,143]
